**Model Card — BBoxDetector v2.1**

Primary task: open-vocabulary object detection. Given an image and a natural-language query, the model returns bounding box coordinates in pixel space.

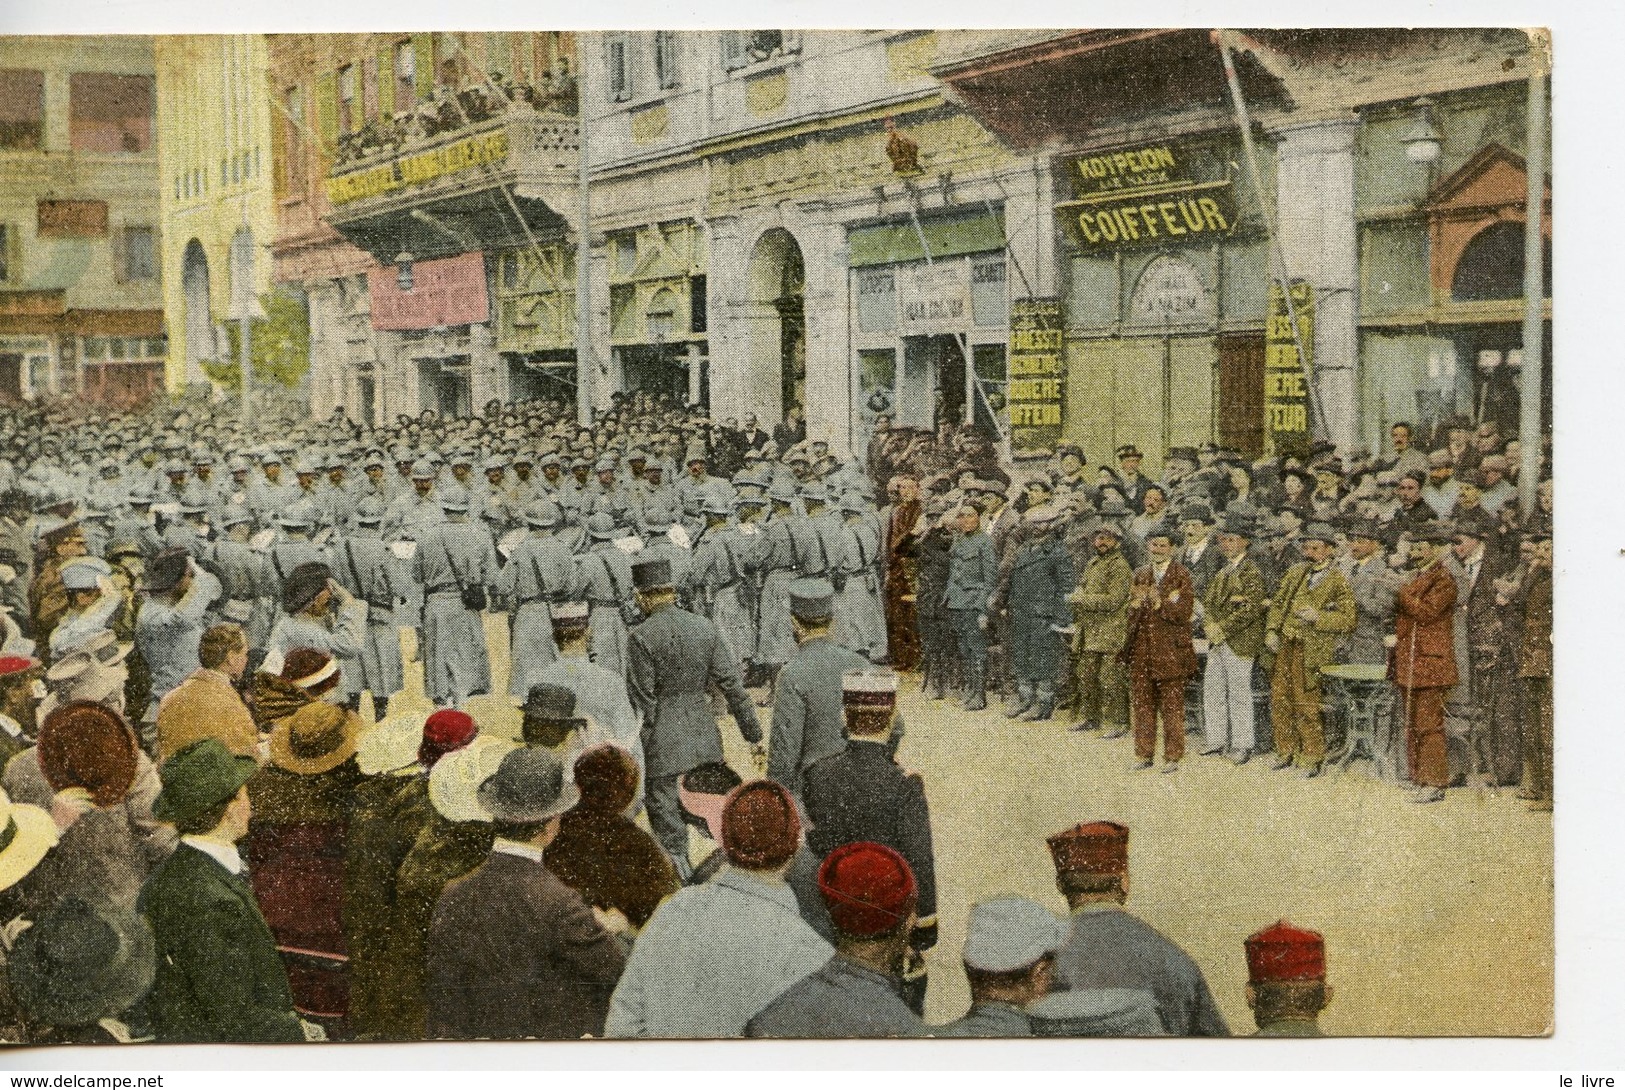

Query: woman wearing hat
[242,648,365,1031]
[6,896,155,1044]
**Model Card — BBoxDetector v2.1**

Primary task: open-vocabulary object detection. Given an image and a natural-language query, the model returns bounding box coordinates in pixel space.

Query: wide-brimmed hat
[476,746,580,824]
[151,738,258,828]
[428,735,518,823]
[268,700,360,775]
[38,701,139,808]
[281,562,332,614]
[7,896,156,1027]
[0,787,58,894]
[356,713,426,776]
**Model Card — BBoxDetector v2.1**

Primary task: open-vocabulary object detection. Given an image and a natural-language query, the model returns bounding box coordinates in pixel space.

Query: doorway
[744,228,805,421]
[418,357,472,419]
[1218,334,1265,458]
[901,334,966,430]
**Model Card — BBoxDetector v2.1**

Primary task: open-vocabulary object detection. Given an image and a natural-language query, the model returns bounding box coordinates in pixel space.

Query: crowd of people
[0,388,1550,1043]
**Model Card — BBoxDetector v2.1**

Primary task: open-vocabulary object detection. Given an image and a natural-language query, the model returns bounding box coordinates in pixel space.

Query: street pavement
[378,616,1553,1036]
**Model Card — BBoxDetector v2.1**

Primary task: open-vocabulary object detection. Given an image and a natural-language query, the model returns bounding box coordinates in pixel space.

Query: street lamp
[395,251,415,292]
[1402,97,1443,164]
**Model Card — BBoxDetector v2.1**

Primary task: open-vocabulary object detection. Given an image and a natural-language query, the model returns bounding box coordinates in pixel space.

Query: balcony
[323,104,579,264]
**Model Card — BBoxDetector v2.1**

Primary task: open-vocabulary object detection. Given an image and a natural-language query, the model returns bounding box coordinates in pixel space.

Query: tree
[201,287,310,392]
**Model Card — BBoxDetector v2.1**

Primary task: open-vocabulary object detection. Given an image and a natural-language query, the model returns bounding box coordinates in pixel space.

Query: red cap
[1245,920,1325,983]
[817,841,917,938]
[418,709,478,768]
[720,780,800,871]
[0,656,40,678]
[1047,821,1129,876]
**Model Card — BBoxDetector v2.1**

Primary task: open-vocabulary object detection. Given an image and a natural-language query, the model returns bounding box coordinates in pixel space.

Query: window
[722,30,800,72]
[338,64,356,135]
[362,56,379,122]
[394,42,416,108]
[654,31,679,91]
[69,73,154,154]
[611,231,639,275]
[38,199,108,238]
[0,70,44,150]
[606,36,630,102]
[284,86,305,190]
[122,226,156,282]
[0,225,13,282]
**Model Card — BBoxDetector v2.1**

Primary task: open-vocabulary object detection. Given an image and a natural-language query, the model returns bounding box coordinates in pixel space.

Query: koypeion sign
[1056,140,1239,253]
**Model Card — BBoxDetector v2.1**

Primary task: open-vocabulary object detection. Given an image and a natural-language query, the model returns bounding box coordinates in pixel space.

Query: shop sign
[1056,140,1239,253]
[368,252,490,332]
[1128,255,1213,325]
[1264,279,1314,456]
[327,127,510,206]
[1007,297,1064,449]
[899,264,973,333]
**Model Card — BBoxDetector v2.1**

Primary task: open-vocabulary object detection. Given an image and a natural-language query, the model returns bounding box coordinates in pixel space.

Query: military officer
[573,512,636,681]
[686,498,755,679]
[937,897,1070,1037]
[204,506,277,652]
[831,492,886,662]
[1243,921,1331,1036]
[768,579,871,801]
[411,487,496,708]
[326,497,405,720]
[498,501,580,703]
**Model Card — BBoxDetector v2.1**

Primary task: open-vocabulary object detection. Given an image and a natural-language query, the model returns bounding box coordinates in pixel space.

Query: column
[797,215,852,456]
[1272,118,1359,453]
[468,320,504,408]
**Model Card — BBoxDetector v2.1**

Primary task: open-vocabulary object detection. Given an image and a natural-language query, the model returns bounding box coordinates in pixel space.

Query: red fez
[0,656,40,678]
[1245,920,1325,982]
[418,709,478,769]
[1047,821,1129,876]
[817,841,917,938]
[720,780,800,871]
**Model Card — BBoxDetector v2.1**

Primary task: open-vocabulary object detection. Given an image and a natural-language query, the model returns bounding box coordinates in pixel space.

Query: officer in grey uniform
[498,500,580,702]
[686,497,754,678]
[203,504,278,652]
[327,496,405,719]
[573,512,636,680]
[246,451,295,528]
[412,485,496,707]
[936,897,1072,1038]
[268,504,326,599]
[831,492,887,662]
[636,508,694,608]
[768,578,872,802]
[755,480,808,686]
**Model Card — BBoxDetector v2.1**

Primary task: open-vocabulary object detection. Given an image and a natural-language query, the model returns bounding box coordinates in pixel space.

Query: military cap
[798,481,828,504]
[594,457,617,474]
[961,896,1070,974]
[586,512,619,540]
[276,504,314,530]
[1023,503,1063,526]
[439,486,471,513]
[410,459,436,480]
[549,601,590,629]
[227,455,250,473]
[537,450,562,469]
[1028,989,1166,1037]
[768,480,797,504]
[735,493,766,510]
[449,450,475,467]
[59,557,111,592]
[1115,444,1143,461]
[842,667,898,710]
[788,578,835,623]
[362,449,387,469]
[353,497,385,525]
[818,841,917,938]
[642,508,675,532]
[631,556,673,591]
[1245,920,1326,983]
[571,456,593,471]
[627,450,648,463]
[512,451,536,467]
[1047,821,1129,876]
[1426,449,1453,469]
[163,460,188,477]
[524,501,563,529]
[1166,446,1198,464]
[839,492,868,515]
[702,497,734,518]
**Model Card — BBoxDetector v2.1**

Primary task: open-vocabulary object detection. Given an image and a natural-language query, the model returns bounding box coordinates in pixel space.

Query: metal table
[1321,663,1397,779]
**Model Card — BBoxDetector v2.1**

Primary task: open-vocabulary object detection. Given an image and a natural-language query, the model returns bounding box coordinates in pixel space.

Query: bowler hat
[38,701,138,808]
[7,896,156,1028]
[145,548,191,595]
[151,739,258,827]
[477,746,579,824]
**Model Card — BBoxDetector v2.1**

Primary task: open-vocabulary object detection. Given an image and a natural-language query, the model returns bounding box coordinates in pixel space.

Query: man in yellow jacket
[1264,522,1356,777]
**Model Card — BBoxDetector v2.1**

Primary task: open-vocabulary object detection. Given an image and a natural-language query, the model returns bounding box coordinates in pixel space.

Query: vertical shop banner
[1264,279,1314,456]
[1008,298,1064,449]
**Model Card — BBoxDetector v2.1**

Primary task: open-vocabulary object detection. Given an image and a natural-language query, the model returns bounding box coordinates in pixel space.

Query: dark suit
[1446,549,1519,784]
[803,740,937,949]
[769,636,870,799]
[137,842,304,1043]
[628,601,762,878]
[1122,561,1196,763]
[426,851,627,1040]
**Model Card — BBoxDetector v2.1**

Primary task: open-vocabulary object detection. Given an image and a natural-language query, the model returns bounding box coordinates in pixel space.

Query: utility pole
[1518,42,1547,516]
[575,104,593,428]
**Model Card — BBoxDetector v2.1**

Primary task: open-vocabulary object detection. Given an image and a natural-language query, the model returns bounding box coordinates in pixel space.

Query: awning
[848,208,1006,268]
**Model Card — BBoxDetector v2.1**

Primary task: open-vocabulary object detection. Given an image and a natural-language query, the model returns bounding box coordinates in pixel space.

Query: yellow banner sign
[327,128,510,206]
[1265,280,1314,456]
[1008,298,1065,448]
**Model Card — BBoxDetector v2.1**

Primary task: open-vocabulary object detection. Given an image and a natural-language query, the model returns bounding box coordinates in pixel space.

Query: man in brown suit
[426,747,629,1040]
[1389,525,1459,803]
[1264,523,1356,778]
[1121,529,1196,773]
[156,624,257,761]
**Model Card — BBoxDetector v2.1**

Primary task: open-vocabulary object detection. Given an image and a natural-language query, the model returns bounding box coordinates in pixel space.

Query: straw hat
[268,701,360,775]
[0,786,60,894]
[428,735,518,823]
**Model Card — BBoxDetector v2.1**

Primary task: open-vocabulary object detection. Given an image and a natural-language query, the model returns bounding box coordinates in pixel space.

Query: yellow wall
[155,34,278,391]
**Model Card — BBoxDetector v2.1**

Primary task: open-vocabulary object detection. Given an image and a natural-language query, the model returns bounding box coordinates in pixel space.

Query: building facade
[933,28,1550,472]
[154,33,281,398]
[270,31,577,426]
[0,36,164,406]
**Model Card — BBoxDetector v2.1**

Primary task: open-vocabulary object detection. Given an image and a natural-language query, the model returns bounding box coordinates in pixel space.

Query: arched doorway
[744,228,804,423]
[181,239,213,386]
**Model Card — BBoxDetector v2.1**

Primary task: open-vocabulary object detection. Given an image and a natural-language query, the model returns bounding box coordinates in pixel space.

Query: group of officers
[0,390,1551,1044]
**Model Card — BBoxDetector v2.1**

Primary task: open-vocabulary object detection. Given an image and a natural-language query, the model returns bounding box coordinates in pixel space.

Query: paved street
[386,615,1553,1036]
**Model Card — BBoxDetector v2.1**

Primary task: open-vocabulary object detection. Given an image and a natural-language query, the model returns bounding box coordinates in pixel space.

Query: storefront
[605,219,708,407]
[1056,134,1274,467]
[368,251,493,419]
[495,242,579,409]
[847,207,1009,445]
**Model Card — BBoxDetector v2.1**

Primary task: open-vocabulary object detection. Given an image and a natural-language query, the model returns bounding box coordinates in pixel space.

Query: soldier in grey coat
[831,493,887,662]
[498,502,580,702]
[935,897,1070,1038]
[574,513,636,681]
[945,505,998,711]
[202,506,277,652]
[412,488,496,707]
[135,549,222,725]
[767,579,870,801]
[685,499,756,678]
[625,556,763,880]
[326,498,405,719]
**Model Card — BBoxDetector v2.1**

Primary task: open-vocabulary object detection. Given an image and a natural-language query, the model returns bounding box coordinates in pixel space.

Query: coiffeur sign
[1056,141,1239,251]
[327,128,510,205]
[1008,298,1064,450]
[1265,279,1314,456]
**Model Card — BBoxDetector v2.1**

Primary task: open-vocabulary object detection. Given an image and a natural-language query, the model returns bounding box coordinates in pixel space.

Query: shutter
[314,71,338,156]
[413,34,436,101]
[377,47,395,118]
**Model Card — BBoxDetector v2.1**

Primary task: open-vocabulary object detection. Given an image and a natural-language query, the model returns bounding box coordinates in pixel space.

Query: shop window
[609,284,637,339]
[855,268,897,333]
[606,36,631,102]
[971,258,1007,327]
[83,337,108,361]
[0,70,45,150]
[121,226,156,282]
[38,199,108,238]
[1450,221,1551,302]
[69,72,154,154]
[338,64,356,135]
[654,31,679,90]
[1360,221,1431,314]
[394,41,416,108]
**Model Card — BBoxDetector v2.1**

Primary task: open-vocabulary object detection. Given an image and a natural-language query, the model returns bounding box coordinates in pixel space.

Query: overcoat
[1388,562,1459,690]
